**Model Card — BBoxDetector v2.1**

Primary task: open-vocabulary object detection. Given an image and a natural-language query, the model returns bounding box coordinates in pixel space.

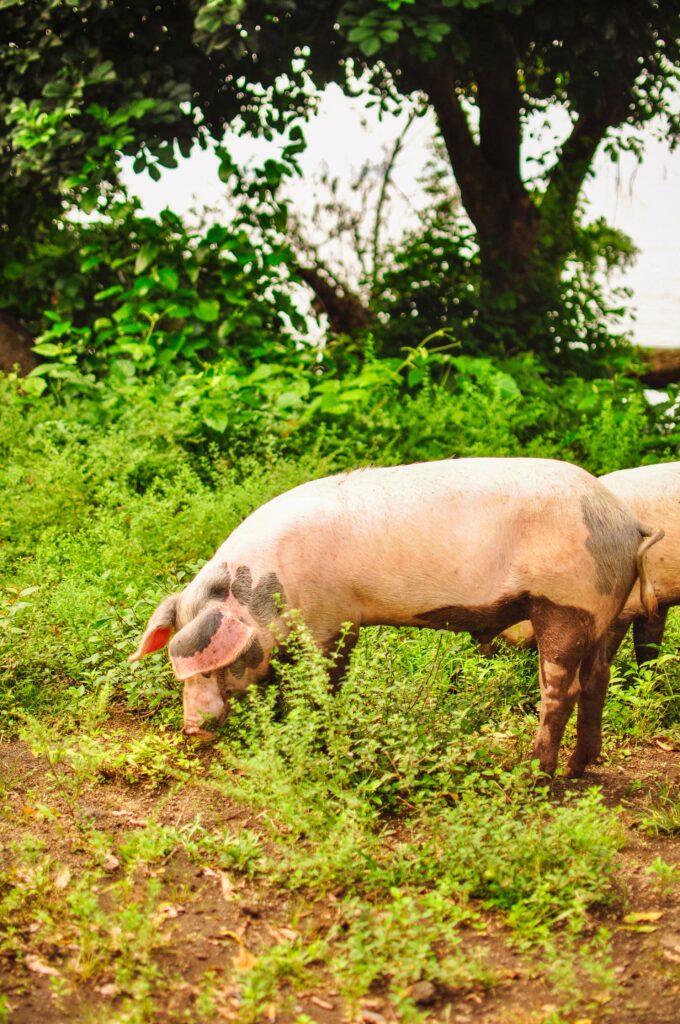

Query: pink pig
[130,458,662,776]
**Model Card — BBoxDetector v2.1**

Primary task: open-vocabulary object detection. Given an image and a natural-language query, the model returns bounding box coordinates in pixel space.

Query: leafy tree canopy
[3,1,677,214]
[1,0,678,358]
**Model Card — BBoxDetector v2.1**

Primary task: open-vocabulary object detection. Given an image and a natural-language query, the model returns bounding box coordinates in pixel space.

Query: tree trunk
[0,312,35,375]
[634,346,680,388]
[417,31,639,352]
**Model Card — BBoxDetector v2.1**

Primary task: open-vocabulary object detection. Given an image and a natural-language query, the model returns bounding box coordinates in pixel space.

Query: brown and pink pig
[131,458,662,776]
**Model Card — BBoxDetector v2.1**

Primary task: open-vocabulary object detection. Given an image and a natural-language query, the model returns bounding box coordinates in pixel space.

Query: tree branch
[544,67,636,219]
[370,109,418,298]
[544,111,614,220]
[295,263,374,336]
[421,64,496,239]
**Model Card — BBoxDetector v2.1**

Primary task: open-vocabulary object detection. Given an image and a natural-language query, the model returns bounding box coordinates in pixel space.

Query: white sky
[123,85,680,348]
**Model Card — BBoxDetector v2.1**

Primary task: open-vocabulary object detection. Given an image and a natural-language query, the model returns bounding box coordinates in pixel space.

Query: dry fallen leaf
[267,925,299,943]
[25,955,61,978]
[360,1010,386,1024]
[220,871,236,900]
[652,736,675,752]
[199,866,220,879]
[233,946,257,971]
[54,866,71,890]
[157,903,184,920]
[95,982,121,997]
[310,995,334,1010]
[623,911,664,924]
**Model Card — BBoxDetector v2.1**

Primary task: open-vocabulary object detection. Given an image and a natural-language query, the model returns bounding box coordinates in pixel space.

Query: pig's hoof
[564,757,586,779]
[183,727,217,743]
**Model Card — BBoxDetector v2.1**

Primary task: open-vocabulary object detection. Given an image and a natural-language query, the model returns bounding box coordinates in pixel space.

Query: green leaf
[156,268,179,292]
[43,80,74,98]
[94,285,124,301]
[155,147,178,169]
[359,36,382,56]
[80,192,98,215]
[203,408,229,432]
[32,342,63,357]
[87,61,116,86]
[494,373,521,400]
[193,299,220,322]
[135,243,159,275]
[347,26,375,43]
[3,261,24,280]
[275,390,303,410]
[21,375,47,396]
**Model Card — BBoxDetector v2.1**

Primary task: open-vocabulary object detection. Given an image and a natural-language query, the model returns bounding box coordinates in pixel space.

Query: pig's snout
[182,675,227,738]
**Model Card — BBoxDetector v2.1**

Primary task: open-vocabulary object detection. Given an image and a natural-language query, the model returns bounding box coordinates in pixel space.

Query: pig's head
[129,565,283,738]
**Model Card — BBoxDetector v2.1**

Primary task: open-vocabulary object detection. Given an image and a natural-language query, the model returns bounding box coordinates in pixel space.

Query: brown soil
[0,736,678,1024]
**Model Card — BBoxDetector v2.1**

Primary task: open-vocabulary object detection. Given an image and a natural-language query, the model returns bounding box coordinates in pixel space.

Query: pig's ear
[129,594,179,662]
[169,607,254,681]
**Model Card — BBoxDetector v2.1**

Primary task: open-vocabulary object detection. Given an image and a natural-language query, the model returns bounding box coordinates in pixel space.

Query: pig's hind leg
[632,606,668,666]
[529,599,595,775]
[566,636,610,777]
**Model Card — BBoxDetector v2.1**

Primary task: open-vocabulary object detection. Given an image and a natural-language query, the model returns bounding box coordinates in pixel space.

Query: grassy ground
[1,385,679,1023]
[1,624,679,1024]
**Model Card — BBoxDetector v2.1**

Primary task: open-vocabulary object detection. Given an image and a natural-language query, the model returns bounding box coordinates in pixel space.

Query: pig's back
[220,458,628,618]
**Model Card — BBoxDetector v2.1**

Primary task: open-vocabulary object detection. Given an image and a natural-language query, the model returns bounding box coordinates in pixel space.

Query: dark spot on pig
[206,567,231,601]
[245,637,265,667]
[415,594,530,645]
[228,637,265,679]
[169,607,223,659]
[580,490,640,596]
[231,566,284,624]
[251,573,285,624]
[230,656,246,680]
[231,566,253,604]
